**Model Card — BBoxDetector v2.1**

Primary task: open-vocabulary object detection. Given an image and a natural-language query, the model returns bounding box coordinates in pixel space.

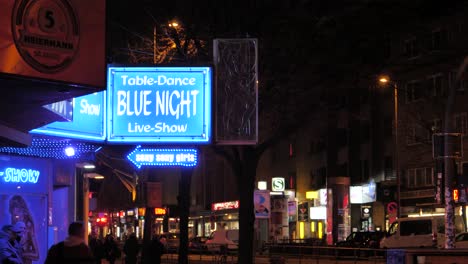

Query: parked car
[205,229,239,253]
[189,236,209,252]
[336,231,386,248]
[161,232,180,253]
[380,215,465,248]
[455,232,468,248]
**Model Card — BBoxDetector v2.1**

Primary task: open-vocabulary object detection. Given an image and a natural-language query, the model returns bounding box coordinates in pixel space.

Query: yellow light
[306,191,318,199]
[311,221,316,232]
[169,22,179,28]
[318,222,323,239]
[454,189,459,202]
[379,77,389,83]
[299,222,304,239]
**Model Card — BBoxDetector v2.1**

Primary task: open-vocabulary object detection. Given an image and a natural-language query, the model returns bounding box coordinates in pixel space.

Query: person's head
[68,221,85,239]
[12,221,26,241]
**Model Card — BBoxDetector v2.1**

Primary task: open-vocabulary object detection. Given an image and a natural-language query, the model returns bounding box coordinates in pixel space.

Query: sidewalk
[100,254,386,264]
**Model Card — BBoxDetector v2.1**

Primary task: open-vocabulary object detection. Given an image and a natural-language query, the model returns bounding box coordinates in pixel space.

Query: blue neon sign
[1,168,40,183]
[31,92,106,141]
[127,146,197,168]
[0,155,49,194]
[107,66,212,143]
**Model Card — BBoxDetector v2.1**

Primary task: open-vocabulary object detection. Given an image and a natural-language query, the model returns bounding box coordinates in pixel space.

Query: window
[404,37,419,58]
[360,122,370,141]
[454,112,468,135]
[449,70,467,92]
[400,220,432,236]
[431,118,442,133]
[428,73,444,97]
[384,156,394,180]
[406,81,423,103]
[406,167,434,188]
[431,28,448,50]
[407,123,430,145]
[361,160,369,182]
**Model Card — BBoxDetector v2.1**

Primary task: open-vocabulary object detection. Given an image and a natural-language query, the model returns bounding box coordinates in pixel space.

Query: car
[205,229,239,253]
[455,232,468,248]
[380,215,465,248]
[189,236,209,252]
[336,231,386,248]
[161,232,180,253]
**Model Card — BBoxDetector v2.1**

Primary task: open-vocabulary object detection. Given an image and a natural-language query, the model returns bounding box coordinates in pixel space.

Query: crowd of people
[0,221,166,264]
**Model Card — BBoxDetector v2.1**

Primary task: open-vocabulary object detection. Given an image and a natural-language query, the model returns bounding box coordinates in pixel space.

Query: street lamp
[379,76,400,218]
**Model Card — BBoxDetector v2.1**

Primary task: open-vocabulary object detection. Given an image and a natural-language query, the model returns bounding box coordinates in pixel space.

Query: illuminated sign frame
[272,177,285,191]
[31,92,106,141]
[107,66,212,144]
[127,146,198,168]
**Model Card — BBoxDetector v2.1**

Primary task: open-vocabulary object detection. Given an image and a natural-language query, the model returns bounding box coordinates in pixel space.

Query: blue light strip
[127,146,197,168]
[0,138,101,159]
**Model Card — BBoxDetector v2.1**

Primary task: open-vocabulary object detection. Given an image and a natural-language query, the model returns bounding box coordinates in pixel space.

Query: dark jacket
[0,230,22,264]
[123,236,139,263]
[44,236,94,264]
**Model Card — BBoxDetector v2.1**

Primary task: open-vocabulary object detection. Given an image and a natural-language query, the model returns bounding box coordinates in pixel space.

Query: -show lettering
[127,122,188,133]
[120,75,196,86]
[1,168,40,184]
[80,99,100,116]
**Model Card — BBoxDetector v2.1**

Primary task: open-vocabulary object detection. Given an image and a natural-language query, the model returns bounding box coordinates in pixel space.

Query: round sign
[12,0,80,73]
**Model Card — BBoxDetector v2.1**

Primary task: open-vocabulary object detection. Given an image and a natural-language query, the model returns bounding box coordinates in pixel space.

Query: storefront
[0,155,52,264]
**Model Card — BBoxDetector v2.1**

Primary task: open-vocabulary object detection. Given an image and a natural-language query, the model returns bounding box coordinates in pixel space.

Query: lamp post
[379,76,400,218]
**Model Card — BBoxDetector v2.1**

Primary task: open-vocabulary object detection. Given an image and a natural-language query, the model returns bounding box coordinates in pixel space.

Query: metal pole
[394,83,400,218]
[153,25,157,63]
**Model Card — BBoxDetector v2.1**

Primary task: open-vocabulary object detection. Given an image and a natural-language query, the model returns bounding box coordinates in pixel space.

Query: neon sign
[107,66,212,143]
[154,208,167,215]
[127,146,197,168]
[31,92,106,141]
[212,200,239,211]
[0,167,40,183]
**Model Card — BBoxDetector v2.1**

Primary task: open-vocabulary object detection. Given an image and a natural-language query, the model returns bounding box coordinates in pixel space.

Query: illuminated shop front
[349,180,377,232]
[300,189,328,241]
[0,155,52,264]
[195,200,239,237]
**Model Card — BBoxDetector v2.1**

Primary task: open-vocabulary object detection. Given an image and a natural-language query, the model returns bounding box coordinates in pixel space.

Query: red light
[454,189,459,202]
[100,217,108,223]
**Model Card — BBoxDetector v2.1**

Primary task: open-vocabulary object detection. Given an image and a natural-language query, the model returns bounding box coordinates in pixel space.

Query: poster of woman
[0,194,46,264]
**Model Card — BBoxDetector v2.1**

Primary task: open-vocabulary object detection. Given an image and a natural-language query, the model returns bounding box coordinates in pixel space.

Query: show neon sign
[0,167,40,183]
